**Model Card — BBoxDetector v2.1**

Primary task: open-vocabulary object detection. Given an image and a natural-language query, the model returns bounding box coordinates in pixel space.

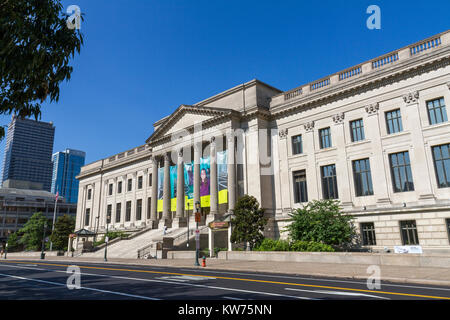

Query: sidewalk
[4,255,450,287]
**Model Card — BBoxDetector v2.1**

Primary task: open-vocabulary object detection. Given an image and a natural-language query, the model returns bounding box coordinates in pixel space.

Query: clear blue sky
[1,0,449,164]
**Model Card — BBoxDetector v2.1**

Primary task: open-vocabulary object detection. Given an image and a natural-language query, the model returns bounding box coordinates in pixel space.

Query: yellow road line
[1,260,449,300]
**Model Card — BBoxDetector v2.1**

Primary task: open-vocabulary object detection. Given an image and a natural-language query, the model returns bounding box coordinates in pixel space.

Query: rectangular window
[115,203,121,223]
[385,109,403,134]
[361,222,376,246]
[350,119,365,142]
[427,97,447,125]
[108,184,113,196]
[147,197,151,219]
[106,204,112,224]
[446,219,450,244]
[389,151,414,192]
[400,220,419,245]
[321,164,339,199]
[291,135,303,155]
[125,201,131,222]
[149,174,152,187]
[136,199,142,221]
[352,158,374,196]
[87,189,92,200]
[138,176,143,189]
[319,127,332,149]
[118,181,122,194]
[432,143,450,188]
[293,170,308,203]
[127,179,132,192]
[85,208,90,226]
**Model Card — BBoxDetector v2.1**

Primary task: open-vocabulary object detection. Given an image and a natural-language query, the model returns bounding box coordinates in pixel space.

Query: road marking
[156,275,216,282]
[0,272,159,300]
[1,260,450,300]
[2,264,314,300]
[223,296,244,300]
[285,287,390,300]
[179,268,450,292]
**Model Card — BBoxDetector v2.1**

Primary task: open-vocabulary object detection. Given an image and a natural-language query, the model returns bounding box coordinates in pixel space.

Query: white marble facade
[76,30,450,252]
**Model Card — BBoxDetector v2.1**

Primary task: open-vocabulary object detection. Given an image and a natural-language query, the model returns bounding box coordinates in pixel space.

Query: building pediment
[146,105,235,145]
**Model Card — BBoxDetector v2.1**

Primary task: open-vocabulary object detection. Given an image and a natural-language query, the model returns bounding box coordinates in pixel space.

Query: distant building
[1,115,55,191]
[0,188,76,241]
[51,149,86,204]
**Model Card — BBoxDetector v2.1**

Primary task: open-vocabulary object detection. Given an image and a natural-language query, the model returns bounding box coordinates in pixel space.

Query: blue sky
[1,0,449,164]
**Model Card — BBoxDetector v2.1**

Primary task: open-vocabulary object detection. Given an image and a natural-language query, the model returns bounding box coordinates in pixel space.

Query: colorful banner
[184,162,194,210]
[200,156,211,207]
[170,165,177,211]
[157,167,164,212]
[217,150,228,204]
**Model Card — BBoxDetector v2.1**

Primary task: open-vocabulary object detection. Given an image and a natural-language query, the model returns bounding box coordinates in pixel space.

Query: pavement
[2,254,450,287]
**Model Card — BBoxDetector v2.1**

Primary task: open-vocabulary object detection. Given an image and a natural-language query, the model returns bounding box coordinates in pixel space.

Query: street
[0,260,449,300]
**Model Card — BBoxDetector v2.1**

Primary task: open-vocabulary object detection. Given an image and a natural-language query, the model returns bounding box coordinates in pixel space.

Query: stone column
[210,136,219,217]
[150,156,158,228]
[227,132,236,213]
[159,153,172,228]
[208,228,214,258]
[173,149,187,228]
[130,172,137,228]
[304,121,319,201]
[278,128,291,215]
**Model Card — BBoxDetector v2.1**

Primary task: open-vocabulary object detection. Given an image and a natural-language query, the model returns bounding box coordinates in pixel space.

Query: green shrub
[290,240,334,252]
[254,238,290,251]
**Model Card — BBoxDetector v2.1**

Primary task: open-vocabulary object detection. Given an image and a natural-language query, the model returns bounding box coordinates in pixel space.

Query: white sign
[394,245,423,254]
[5,243,8,248]
[105,236,109,243]
[195,230,200,241]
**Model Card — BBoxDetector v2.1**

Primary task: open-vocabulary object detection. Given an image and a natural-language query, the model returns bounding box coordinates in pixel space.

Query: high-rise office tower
[1,115,55,191]
[51,149,86,204]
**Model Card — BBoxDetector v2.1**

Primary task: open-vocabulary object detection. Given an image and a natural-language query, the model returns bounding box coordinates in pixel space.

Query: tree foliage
[18,212,51,251]
[6,232,21,252]
[49,214,75,251]
[285,200,357,246]
[230,195,268,250]
[0,0,83,139]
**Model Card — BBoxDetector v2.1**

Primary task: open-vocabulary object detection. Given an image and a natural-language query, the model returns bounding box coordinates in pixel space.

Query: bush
[254,238,334,252]
[93,231,127,247]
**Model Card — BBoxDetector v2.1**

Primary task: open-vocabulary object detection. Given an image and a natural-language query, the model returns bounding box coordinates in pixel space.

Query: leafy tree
[285,199,357,247]
[0,0,83,139]
[230,195,268,250]
[49,214,75,251]
[6,232,20,252]
[18,212,51,251]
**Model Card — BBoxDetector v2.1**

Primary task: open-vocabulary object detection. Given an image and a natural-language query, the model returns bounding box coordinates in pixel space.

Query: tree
[230,195,268,250]
[50,214,75,251]
[0,0,83,139]
[18,212,51,251]
[6,232,20,252]
[285,199,357,247]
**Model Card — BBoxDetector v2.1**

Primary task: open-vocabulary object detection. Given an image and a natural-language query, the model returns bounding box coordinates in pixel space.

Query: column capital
[403,91,419,104]
[278,128,288,139]
[304,121,315,132]
[163,153,170,162]
[210,136,216,146]
[365,103,379,115]
[447,82,450,90]
[226,131,235,143]
[332,112,345,124]
[177,148,184,158]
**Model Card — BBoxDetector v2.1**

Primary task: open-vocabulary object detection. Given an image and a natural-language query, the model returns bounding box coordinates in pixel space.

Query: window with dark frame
[147,197,151,219]
[118,181,122,194]
[293,170,308,203]
[400,220,419,245]
[427,97,447,125]
[361,222,376,246]
[108,183,113,196]
[319,127,332,149]
[350,119,365,142]
[352,158,374,196]
[115,203,121,223]
[125,201,131,221]
[127,178,132,192]
[136,199,142,221]
[149,174,152,187]
[321,164,339,199]
[106,204,112,224]
[432,143,450,188]
[85,208,90,226]
[446,219,450,244]
[138,176,143,189]
[389,151,414,192]
[385,109,403,134]
[87,189,92,200]
[291,135,303,155]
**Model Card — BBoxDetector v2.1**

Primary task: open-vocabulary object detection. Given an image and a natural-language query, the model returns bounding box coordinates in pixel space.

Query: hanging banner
[184,162,194,210]
[200,156,211,207]
[157,167,164,212]
[217,150,228,204]
[170,165,177,211]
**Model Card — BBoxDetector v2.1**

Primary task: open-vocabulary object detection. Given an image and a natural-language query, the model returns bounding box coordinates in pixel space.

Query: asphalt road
[0,259,449,300]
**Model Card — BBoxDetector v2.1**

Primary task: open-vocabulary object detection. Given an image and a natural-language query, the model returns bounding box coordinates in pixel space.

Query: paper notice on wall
[394,245,423,254]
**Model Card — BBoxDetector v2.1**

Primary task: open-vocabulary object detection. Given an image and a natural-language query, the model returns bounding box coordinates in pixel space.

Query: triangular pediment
[146,105,234,144]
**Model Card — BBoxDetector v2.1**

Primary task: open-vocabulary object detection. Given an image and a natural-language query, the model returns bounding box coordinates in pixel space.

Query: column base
[158,219,172,229]
[172,217,187,229]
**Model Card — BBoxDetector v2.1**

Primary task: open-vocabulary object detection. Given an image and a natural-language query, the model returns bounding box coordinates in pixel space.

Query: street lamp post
[194,201,201,266]
[104,212,111,262]
[4,231,10,259]
[186,202,190,248]
[40,221,47,259]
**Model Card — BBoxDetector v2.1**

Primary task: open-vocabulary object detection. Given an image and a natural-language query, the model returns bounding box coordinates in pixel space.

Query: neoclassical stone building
[76,30,450,253]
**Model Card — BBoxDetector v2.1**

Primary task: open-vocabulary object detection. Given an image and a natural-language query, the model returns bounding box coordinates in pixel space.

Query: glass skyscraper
[51,149,86,203]
[1,115,55,191]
